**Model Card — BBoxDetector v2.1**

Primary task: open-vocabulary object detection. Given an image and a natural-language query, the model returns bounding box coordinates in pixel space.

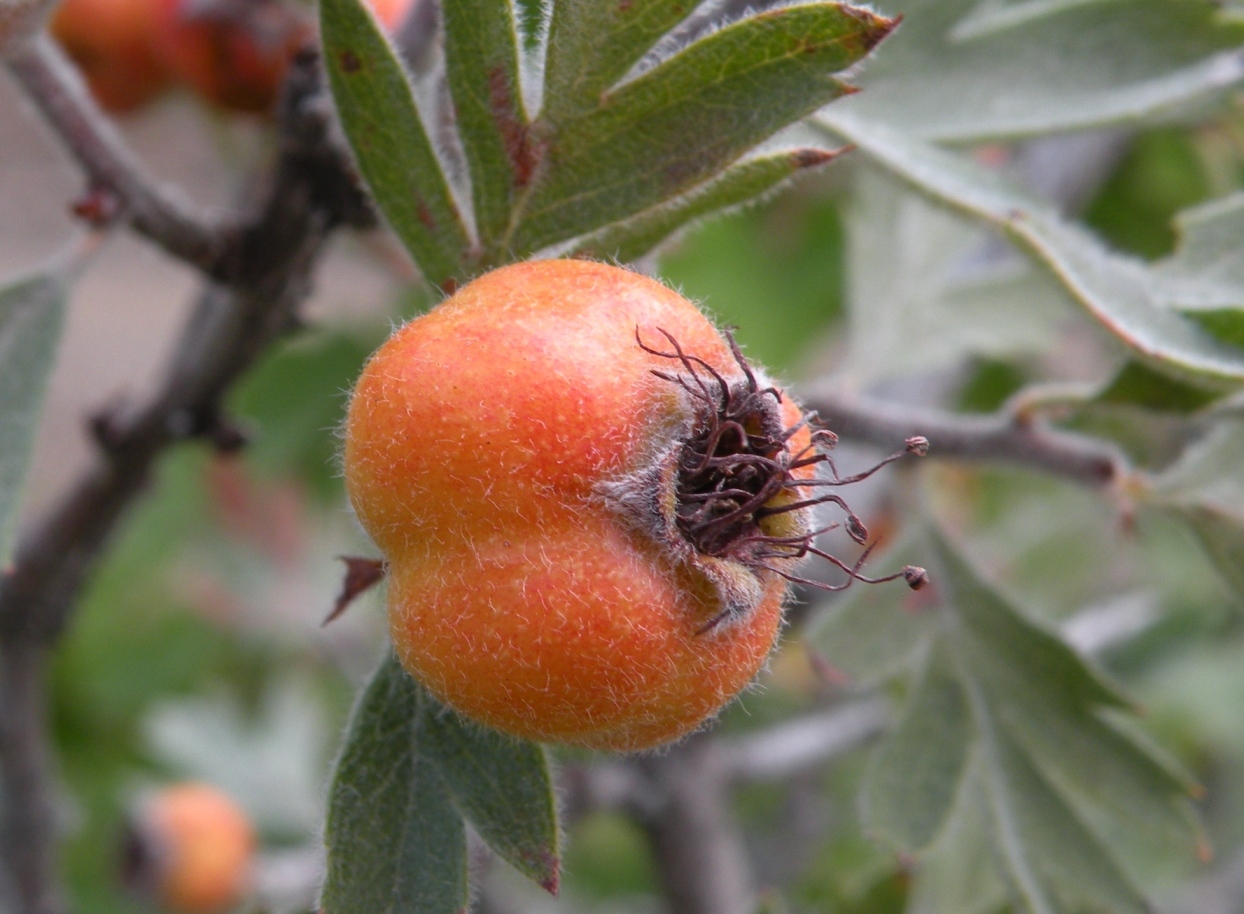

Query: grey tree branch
[0,643,60,914]
[4,33,232,275]
[718,697,889,784]
[801,384,1128,488]
[635,736,756,914]
[0,49,364,914]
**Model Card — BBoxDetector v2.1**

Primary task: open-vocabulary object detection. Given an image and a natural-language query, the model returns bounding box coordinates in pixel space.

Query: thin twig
[4,33,232,275]
[801,385,1127,488]
[634,736,757,914]
[0,643,61,914]
[717,697,889,784]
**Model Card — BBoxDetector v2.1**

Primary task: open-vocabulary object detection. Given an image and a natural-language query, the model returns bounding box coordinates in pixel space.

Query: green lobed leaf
[949,0,1117,41]
[441,0,529,249]
[969,699,1150,914]
[831,0,1244,142]
[571,148,846,263]
[931,532,1128,712]
[851,526,1202,912]
[541,0,698,124]
[510,4,895,254]
[1177,505,1244,607]
[821,113,1244,388]
[934,530,1198,833]
[320,0,470,288]
[804,533,936,688]
[862,643,972,852]
[1149,419,1244,605]
[1150,193,1244,349]
[929,529,1200,913]
[904,762,1010,914]
[420,702,560,893]
[322,653,468,914]
[0,271,66,565]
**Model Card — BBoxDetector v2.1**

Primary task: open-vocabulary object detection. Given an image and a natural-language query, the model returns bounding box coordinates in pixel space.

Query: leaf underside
[0,271,66,565]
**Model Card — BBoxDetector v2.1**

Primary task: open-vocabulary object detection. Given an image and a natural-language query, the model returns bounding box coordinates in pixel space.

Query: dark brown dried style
[639,329,927,595]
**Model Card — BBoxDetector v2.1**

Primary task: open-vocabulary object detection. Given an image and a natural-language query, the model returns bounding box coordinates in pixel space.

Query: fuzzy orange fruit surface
[51,0,171,113]
[135,783,256,914]
[344,260,917,752]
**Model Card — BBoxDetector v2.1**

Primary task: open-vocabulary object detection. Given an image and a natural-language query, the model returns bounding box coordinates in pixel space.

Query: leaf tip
[324,556,386,626]
[807,648,852,687]
[840,5,902,50]
[791,146,851,169]
[530,848,561,895]
[1197,835,1214,865]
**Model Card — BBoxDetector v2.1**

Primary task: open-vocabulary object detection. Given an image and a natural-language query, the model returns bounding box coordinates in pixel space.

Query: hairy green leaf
[905,765,1010,914]
[572,148,845,263]
[1150,193,1244,349]
[969,701,1149,914]
[804,533,936,687]
[833,0,1244,141]
[1150,419,1244,605]
[822,114,1244,387]
[512,4,895,253]
[949,0,1117,40]
[321,0,470,288]
[853,527,1201,913]
[930,529,1200,913]
[0,271,65,564]
[322,654,468,914]
[541,0,698,124]
[947,584,1197,853]
[442,0,528,248]
[421,703,560,893]
[862,643,972,852]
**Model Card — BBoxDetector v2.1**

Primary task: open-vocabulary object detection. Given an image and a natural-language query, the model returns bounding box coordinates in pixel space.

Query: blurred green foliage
[1085,129,1214,259]
[660,184,845,373]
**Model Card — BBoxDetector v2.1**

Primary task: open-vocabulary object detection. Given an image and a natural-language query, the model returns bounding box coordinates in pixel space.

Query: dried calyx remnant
[639,328,928,600]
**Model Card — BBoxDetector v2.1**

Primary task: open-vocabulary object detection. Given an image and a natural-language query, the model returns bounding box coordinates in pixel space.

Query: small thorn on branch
[70,183,123,227]
[324,557,386,626]
[88,402,130,452]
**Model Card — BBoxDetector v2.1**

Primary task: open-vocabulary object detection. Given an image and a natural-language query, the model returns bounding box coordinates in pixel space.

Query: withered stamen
[637,327,927,602]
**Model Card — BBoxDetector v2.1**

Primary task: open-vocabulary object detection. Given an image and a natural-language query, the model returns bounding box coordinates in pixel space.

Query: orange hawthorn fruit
[343,260,924,751]
[153,0,310,114]
[130,783,256,914]
[365,0,414,30]
[51,0,172,113]
[152,0,410,114]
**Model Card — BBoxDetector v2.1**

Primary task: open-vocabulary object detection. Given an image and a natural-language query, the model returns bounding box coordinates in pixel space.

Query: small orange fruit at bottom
[130,783,256,914]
